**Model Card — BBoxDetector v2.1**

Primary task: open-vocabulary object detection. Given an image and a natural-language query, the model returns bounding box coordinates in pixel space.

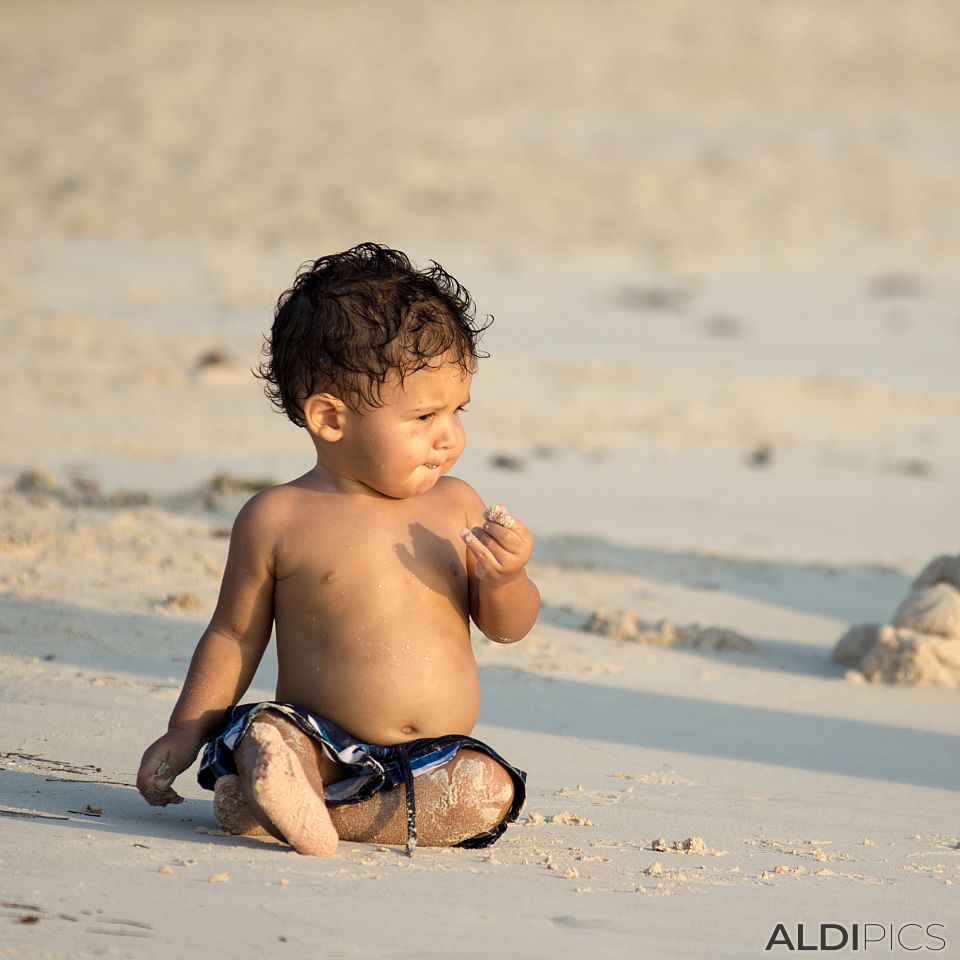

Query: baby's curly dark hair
[257,243,491,426]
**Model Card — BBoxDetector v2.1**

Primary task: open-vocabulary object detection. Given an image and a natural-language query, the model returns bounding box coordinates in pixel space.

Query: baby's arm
[460,498,540,643]
[136,491,279,805]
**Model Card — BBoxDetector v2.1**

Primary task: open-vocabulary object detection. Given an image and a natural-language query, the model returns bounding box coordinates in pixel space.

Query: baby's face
[341,355,472,499]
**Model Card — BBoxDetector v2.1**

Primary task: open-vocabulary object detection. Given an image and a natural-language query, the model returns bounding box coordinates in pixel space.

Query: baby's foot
[213,775,268,837]
[247,722,339,857]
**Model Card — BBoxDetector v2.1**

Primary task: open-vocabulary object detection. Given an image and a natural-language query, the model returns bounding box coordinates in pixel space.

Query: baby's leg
[213,776,268,837]
[232,714,340,857]
[329,749,516,847]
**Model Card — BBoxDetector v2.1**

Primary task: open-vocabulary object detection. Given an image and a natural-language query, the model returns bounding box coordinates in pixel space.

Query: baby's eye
[417,412,436,422]
[456,405,469,414]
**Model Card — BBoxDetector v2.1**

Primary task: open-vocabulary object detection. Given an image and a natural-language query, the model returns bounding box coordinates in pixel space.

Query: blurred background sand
[2,0,958,565]
[2,0,959,268]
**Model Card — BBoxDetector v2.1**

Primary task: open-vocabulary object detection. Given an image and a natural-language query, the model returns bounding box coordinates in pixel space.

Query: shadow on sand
[534,535,911,624]
[2,596,955,801]
[480,666,960,794]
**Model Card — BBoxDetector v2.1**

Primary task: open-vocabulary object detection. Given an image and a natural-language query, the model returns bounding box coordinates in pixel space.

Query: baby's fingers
[479,518,527,551]
[154,782,184,806]
[137,755,184,806]
[483,504,516,529]
[460,526,503,579]
[482,504,531,545]
[139,774,184,806]
[461,524,532,585]
[461,526,495,560]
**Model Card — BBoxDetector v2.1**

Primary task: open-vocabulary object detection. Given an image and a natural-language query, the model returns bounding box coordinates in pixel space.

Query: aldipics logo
[765,923,947,952]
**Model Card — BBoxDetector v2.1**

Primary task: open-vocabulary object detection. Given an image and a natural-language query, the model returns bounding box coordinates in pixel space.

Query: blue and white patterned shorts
[197,701,527,851]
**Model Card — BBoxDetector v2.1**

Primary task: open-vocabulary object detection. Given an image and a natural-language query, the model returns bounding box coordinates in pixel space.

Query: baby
[136,243,540,856]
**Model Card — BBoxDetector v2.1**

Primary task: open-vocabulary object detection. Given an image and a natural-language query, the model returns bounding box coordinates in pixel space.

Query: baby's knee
[451,750,515,823]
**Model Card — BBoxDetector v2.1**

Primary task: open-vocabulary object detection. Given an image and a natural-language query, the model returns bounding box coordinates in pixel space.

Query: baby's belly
[274,629,481,745]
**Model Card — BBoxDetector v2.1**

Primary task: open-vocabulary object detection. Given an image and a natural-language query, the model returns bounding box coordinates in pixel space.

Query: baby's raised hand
[461,504,534,585]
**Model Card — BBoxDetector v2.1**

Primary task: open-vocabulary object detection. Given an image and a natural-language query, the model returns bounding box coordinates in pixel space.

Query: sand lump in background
[833,554,960,687]
[585,610,754,652]
[8,467,274,515]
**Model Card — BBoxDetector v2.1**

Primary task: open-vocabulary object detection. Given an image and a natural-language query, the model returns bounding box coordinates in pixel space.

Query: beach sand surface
[2,3,958,958]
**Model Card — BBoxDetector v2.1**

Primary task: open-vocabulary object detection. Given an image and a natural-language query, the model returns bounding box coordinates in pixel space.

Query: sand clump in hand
[833,554,960,687]
[585,610,754,652]
[483,504,515,529]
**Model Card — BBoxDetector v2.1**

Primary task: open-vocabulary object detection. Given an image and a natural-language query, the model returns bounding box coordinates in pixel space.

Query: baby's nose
[435,420,459,449]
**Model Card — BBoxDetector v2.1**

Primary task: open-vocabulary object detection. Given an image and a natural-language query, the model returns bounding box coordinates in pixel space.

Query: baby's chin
[373,466,446,500]
[410,465,447,496]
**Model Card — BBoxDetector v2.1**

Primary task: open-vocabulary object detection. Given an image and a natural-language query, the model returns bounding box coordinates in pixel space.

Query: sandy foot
[247,721,339,857]
[213,775,268,837]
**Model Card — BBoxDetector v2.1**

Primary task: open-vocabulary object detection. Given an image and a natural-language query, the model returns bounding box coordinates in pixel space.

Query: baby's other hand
[136,729,202,806]
[461,504,534,586]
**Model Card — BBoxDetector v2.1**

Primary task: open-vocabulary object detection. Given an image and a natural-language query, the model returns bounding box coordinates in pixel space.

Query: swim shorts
[197,701,527,852]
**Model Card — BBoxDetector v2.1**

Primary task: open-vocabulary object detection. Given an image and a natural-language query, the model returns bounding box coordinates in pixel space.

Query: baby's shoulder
[432,475,485,519]
[230,483,305,539]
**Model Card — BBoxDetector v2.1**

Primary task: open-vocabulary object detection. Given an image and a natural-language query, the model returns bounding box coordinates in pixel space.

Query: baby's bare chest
[273,505,470,621]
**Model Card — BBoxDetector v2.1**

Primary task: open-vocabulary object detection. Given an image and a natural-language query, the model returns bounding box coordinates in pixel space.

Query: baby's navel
[321,571,336,584]
[401,725,416,736]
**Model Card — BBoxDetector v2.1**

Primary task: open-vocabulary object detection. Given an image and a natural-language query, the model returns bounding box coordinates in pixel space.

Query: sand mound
[833,555,960,687]
[834,624,960,688]
[12,468,150,509]
[912,554,960,592]
[585,610,754,652]
[892,584,960,639]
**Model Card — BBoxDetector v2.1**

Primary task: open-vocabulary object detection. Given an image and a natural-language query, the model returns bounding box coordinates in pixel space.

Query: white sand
[2,3,959,958]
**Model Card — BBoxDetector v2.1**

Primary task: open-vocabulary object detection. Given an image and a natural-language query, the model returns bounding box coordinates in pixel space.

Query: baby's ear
[303,393,346,442]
